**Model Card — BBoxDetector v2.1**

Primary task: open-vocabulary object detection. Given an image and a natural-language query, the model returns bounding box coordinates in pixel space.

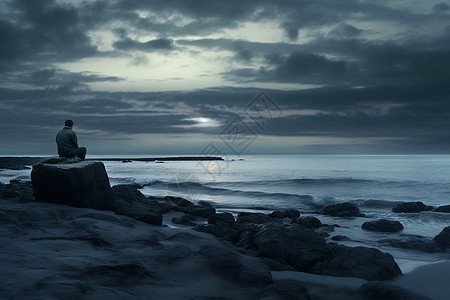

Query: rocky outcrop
[251,223,333,272]
[310,244,402,281]
[31,161,113,210]
[433,226,450,250]
[434,205,450,213]
[392,201,433,213]
[0,180,35,202]
[362,219,404,233]
[111,185,162,226]
[320,202,365,217]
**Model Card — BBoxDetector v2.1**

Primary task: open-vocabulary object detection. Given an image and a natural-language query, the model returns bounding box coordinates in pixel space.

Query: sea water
[2,155,450,272]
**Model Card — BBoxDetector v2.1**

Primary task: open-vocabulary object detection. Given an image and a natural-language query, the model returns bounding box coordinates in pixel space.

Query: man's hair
[64,120,74,127]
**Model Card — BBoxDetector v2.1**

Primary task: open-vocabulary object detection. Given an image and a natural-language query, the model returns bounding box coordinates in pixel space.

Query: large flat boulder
[31,161,113,210]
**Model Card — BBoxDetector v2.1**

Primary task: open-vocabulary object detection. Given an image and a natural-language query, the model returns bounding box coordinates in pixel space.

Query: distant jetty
[0,156,224,170]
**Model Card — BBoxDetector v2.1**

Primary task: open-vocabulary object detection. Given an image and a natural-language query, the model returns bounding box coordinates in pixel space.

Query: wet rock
[196,244,273,286]
[392,201,433,213]
[184,205,216,218]
[164,196,194,208]
[379,234,440,253]
[236,212,273,224]
[362,219,404,233]
[270,209,300,219]
[111,185,162,225]
[320,202,365,217]
[353,281,431,300]
[83,263,156,286]
[260,279,311,300]
[294,216,323,228]
[250,223,333,272]
[31,161,113,210]
[331,235,352,241]
[172,214,197,226]
[433,226,450,250]
[208,212,235,225]
[434,205,450,213]
[310,244,402,281]
[0,180,35,203]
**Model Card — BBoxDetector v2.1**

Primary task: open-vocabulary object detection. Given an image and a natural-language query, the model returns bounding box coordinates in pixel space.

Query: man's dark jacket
[56,126,79,157]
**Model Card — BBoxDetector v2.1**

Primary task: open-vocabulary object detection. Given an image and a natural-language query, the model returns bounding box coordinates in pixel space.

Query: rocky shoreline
[2,172,450,299]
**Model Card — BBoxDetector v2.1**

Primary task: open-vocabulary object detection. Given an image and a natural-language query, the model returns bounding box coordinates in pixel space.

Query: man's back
[56,126,78,157]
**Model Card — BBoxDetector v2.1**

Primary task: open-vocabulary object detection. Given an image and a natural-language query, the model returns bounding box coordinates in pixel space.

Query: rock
[237,212,273,224]
[250,223,333,272]
[270,209,300,219]
[259,279,311,300]
[310,245,402,281]
[392,201,433,213]
[362,219,404,233]
[172,214,197,226]
[208,212,235,225]
[83,263,156,286]
[434,205,450,213]
[184,205,216,218]
[196,244,273,286]
[164,196,194,208]
[433,226,450,250]
[294,216,323,228]
[31,161,113,210]
[111,185,162,225]
[353,281,432,300]
[379,235,440,253]
[331,235,352,241]
[40,156,81,164]
[320,202,365,217]
[0,180,35,202]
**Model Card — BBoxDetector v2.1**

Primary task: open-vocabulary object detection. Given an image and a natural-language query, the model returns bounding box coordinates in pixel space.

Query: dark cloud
[1,0,449,154]
[114,38,175,52]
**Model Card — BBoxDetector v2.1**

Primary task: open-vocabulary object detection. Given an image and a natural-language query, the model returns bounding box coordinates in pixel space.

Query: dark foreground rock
[0,180,35,202]
[433,226,450,250]
[392,201,433,213]
[320,202,365,217]
[354,281,432,300]
[310,244,402,281]
[31,161,114,210]
[111,185,162,226]
[362,219,404,233]
[251,223,333,272]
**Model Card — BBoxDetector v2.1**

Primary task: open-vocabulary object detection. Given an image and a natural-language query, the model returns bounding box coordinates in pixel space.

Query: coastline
[1,179,449,299]
[3,197,448,299]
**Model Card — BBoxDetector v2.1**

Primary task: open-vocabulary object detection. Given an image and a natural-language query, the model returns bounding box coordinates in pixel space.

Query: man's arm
[71,131,79,149]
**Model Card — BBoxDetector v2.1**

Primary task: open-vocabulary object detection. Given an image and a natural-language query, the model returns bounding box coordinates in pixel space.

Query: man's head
[64,120,74,128]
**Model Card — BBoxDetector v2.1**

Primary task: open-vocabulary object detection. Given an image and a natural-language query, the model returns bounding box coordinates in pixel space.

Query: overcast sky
[1,0,450,156]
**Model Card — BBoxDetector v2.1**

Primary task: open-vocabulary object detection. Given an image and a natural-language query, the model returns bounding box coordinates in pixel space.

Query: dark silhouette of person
[56,120,87,161]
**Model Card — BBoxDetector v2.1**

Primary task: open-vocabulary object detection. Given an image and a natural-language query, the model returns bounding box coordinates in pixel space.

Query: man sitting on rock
[56,120,87,161]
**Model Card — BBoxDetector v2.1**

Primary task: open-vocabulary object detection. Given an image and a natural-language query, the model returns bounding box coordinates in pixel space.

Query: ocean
[2,155,450,272]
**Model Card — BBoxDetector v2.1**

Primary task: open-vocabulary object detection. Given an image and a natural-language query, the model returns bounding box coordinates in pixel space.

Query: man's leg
[75,147,87,161]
